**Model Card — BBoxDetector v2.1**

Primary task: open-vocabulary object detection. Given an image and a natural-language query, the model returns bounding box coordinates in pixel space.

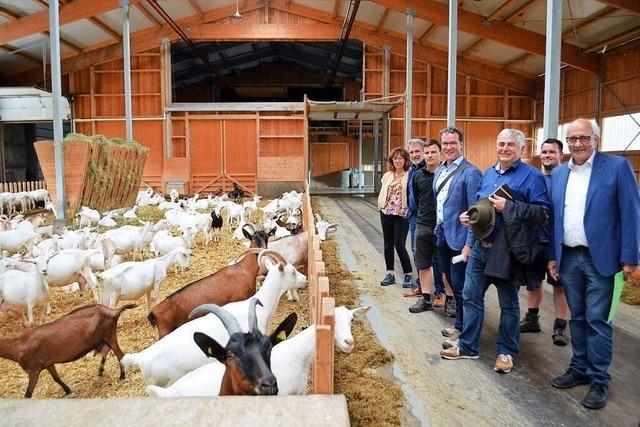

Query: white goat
[314,214,338,242]
[77,206,101,228]
[121,253,307,387]
[169,189,179,203]
[0,229,40,255]
[150,229,193,270]
[145,305,370,397]
[98,212,118,228]
[98,247,190,310]
[100,221,153,268]
[223,202,244,230]
[0,269,49,326]
[123,205,139,220]
[243,195,261,220]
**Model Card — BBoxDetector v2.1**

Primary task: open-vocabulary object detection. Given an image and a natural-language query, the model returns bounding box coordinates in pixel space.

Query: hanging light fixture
[232,0,242,19]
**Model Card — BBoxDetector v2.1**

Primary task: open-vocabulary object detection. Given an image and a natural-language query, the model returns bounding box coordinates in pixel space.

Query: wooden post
[313,297,335,394]
[317,276,330,321]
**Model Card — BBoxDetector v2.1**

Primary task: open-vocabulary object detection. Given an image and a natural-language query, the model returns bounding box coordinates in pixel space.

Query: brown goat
[0,303,135,398]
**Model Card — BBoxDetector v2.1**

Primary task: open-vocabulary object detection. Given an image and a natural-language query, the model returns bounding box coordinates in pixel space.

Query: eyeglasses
[566,135,592,145]
[442,142,459,147]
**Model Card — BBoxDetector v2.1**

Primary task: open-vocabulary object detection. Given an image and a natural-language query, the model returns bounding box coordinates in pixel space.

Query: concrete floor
[317,195,640,427]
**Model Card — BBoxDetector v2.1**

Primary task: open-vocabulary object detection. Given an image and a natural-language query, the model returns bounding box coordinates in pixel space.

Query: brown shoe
[403,288,422,297]
[494,354,513,374]
[433,293,446,307]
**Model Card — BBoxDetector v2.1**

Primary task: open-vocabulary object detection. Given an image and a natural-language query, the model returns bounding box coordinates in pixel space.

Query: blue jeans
[410,215,444,293]
[436,229,466,331]
[458,242,521,357]
[560,246,614,386]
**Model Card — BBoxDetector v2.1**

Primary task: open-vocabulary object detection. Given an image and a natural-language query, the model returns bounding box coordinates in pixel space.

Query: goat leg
[47,366,72,395]
[106,330,126,380]
[25,370,41,398]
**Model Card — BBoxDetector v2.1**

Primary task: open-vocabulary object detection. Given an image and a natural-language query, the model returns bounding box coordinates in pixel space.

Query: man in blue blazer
[432,127,482,340]
[548,118,640,410]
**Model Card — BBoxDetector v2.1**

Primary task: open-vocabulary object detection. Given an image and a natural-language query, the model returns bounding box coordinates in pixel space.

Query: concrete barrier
[0,395,350,427]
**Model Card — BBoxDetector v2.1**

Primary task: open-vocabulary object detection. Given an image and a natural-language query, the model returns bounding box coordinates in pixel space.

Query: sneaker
[403,287,422,297]
[520,311,541,333]
[552,318,569,346]
[494,354,513,374]
[432,293,446,307]
[380,273,396,286]
[551,369,590,389]
[441,327,460,340]
[444,297,456,318]
[442,338,458,349]
[409,297,433,313]
[440,346,479,360]
[582,384,608,410]
[402,274,413,288]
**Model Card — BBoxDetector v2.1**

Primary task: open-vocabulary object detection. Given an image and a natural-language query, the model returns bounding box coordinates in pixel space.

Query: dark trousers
[409,215,444,292]
[380,212,412,274]
[436,240,466,331]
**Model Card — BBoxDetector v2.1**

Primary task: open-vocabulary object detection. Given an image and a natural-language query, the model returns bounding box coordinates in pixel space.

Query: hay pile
[0,206,309,398]
[313,199,404,426]
[622,276,640,305]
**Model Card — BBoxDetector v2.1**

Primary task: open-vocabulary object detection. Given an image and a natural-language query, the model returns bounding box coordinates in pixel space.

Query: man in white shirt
[548,118,640,410]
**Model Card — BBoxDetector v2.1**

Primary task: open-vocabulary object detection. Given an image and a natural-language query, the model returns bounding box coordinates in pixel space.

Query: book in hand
[490,184,516,201]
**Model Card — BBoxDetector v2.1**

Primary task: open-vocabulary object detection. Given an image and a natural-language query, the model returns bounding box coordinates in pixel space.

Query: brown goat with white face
[190,298,279,396]
[147,227,274,339]
[0,303,135,398]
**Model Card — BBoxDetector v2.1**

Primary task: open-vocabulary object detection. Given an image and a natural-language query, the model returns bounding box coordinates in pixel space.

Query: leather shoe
[409,297,433,313]
[403,288,422,297]
[582,384,608,409]
[551,369,590,389]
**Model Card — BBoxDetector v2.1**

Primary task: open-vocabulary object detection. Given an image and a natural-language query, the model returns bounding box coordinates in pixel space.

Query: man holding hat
[440,129,550,375]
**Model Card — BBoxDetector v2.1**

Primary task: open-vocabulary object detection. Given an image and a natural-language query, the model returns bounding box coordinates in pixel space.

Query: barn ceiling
[0,0,638,88]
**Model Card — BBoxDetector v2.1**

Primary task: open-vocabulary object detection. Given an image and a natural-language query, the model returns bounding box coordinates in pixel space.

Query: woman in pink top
[377,147,413,286]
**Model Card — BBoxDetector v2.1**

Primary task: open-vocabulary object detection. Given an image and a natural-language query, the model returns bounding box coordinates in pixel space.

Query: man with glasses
[520,138,570,346]
[430,127,481,338]
[440,129,550,376]
[548,118,640,409]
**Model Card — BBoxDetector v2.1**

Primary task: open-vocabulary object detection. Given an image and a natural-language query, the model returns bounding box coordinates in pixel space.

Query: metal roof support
[447,0,457,127]
[405,8,415,144]
[120,0,133,141]
[383,45,391,99]
[49,0,66,220]
[328,0,361,87]
[542,0,562,140]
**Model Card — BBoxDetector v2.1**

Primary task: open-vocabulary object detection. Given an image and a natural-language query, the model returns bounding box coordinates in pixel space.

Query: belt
[564,245,589,254]
[481,241,493,249]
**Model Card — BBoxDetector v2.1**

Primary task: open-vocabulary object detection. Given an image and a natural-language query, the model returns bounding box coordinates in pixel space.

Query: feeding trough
[34,134,149,218]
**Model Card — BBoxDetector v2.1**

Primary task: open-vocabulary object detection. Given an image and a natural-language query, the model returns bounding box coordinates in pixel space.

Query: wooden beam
[135,3,162,28]
[374,8,390,32]
[486,0,519,21]
[501,0,538,23]
[585,24,640,53]
[187,23,340,41]
[333,0,340,20]
[370,0,600,73]
[418,23,437,44]
[504,52,529,69]
[186,0,204,17]
[562,7,616,41]
[597,0,640,17]
[0,0,141,46]
[0,7,20,21]
[460,38,484,57]
[88,16,121,40]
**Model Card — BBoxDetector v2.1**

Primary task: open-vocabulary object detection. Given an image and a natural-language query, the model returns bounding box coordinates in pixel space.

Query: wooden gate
[189,117,257,194]
[310,143,349,177]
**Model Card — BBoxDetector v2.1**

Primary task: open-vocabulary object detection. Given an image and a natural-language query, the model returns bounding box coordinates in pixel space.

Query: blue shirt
[407,159,426,217]
[476,159,551,242]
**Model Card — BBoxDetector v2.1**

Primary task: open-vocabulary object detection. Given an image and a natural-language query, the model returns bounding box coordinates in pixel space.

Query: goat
[228,182,246,204]
[145,306,369,397]
[100,221,153,268]
[243,195,261,220]
[98,212,117,228]
[265,231,309,302]
[123,205,138,220]
[169,189,179,203]
[147,237,273,339]
[0,269,49,326]
[97,247,190,310]
[150,228,193,259]
[224,202,244,230]
[77,207,101,228]
[122,251,307,387]
[210,205,223,242]
[0,303,135,397]
[314,214,338,242]
[0,229,40,255]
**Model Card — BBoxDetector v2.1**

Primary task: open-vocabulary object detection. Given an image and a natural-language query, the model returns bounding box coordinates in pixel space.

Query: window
[601,113,640,152]
[534,125,571,155]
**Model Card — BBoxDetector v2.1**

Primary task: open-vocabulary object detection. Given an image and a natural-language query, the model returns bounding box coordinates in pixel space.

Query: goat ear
[269,312,298,345]
[353,305,371,317]
[327,224,338,232]
[193,332,227,363]
[268,226,277,236]
[278,262,285,272]
[242,226,254,240]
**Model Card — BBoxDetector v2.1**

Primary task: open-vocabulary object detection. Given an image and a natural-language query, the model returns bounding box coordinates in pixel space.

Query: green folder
[607,271,625,323]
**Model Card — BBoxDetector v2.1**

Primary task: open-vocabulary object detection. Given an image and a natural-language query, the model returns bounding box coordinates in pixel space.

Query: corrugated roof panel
[565,10,640,49]
[60,19,111,49]
[355,1,386,27]
[384,9,431,38]
[198,0,235,13]
[511,54,545,77]
[96,8,153,35]
[158,0,200,20]
[428,26,476,51]
[473,41,526,66]
[8,0,44,16]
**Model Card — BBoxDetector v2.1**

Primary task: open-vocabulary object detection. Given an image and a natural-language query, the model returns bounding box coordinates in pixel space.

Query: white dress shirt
[563,151,596,247]
[435,155,463,225]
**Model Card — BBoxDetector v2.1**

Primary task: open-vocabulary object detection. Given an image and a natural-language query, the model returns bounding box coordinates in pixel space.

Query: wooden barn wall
[363,45,535,171]
[308,132,358,177]
[535,45,640,125]
[68,48,164,190]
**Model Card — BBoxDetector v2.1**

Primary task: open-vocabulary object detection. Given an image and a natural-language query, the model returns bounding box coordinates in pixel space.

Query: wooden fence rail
[302,181,336,394]
[0,181,47,193]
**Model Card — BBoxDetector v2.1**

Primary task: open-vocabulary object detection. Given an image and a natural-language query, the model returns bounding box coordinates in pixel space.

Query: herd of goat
[0,185,368,399]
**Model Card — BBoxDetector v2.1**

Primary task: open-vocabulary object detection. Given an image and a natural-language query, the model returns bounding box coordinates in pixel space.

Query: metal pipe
[358,119,363,188]
[373,119,380,194]
[383,45,391,99]
[327,0,361,87]
[447,0,457,127]
[49,0,66,220]
[405,8,415,144]
[542,0,562,140]
[120,0,133,141]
